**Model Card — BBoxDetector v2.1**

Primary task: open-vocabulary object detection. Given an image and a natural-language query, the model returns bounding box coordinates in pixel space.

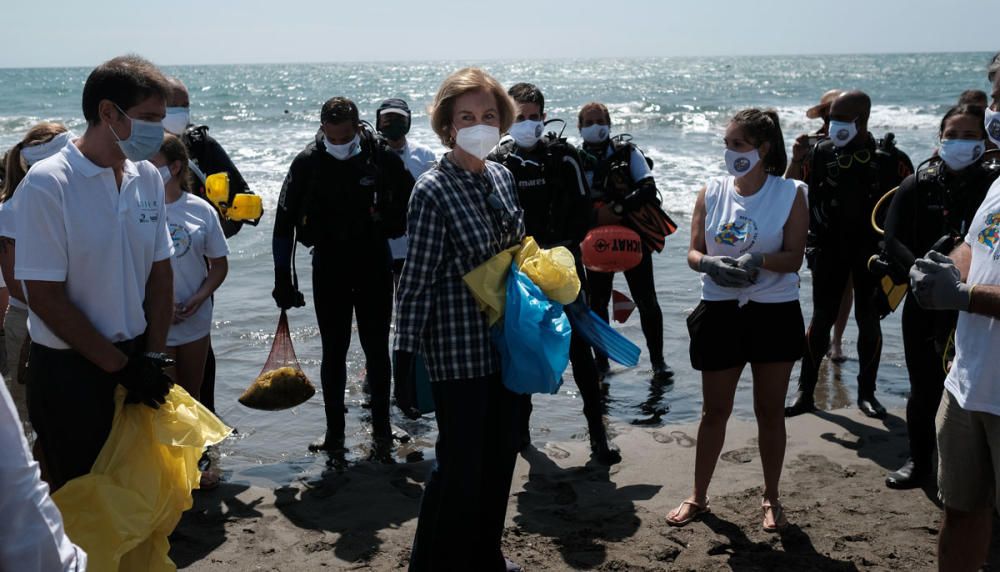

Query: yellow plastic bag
[53,385,232,572]
[462,245,520,326]
[514,237,581,305]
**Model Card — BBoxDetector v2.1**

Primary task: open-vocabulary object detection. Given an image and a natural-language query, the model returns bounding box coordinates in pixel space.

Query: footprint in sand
[652,431,673,444]
[720,447,758,464]
[670,431,696,448]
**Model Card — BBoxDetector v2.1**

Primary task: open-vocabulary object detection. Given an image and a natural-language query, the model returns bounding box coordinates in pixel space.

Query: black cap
[377,98,411,118]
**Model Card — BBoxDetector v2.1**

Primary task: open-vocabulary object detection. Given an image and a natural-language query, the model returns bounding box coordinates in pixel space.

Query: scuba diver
[272,97,414,452]
[882,104,997,489]
[786,90,914,419]
[488,83,620,465]
[577,101,675,382]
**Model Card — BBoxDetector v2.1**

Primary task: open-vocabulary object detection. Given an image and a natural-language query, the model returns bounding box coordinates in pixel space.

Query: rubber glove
[273,269,306,310]
[116,354,174,409]
[735,253,765,283]
[908,250,972,311]
[392,350,422,420]
[699,255,752,288]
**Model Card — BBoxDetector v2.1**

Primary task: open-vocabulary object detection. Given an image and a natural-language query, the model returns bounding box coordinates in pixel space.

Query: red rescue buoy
[581,225,643,273]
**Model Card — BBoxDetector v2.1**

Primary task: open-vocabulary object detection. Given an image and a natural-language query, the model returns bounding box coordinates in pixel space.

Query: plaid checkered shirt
[393,155,525,382]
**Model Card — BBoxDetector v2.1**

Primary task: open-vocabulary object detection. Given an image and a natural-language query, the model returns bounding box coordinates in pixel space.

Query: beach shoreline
[170,405,996,571]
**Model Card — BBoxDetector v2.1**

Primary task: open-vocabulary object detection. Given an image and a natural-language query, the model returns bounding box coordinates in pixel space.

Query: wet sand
[169,407,999,571]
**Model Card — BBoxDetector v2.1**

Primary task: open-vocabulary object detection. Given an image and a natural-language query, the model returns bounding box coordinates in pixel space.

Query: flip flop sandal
[762,498,788,532]
[666,498,710,527]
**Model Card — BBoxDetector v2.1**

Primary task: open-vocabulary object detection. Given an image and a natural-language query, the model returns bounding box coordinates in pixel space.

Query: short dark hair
[508,83,544,114]
[81,55,170,125]
[958,89,988,107]
[939,104,986,138]
[578,102,611,127]
[321,97,359,125]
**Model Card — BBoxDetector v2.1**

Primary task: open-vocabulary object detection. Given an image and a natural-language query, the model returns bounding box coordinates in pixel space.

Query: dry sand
[170,407,999,571]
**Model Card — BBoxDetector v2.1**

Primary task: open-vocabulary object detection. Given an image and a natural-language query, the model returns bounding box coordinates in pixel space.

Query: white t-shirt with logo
[945,178,1000,414]
[15,142,174,349]
[166,192,229,346]
[388,140,437,261]
[701,175,805,305]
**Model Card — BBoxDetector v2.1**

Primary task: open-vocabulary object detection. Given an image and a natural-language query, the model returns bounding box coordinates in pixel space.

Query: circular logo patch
[988,119,1000,140]
[835,128,850,141]
[594,238,610,253]
[169,223,191,257]
[734,157,751,172]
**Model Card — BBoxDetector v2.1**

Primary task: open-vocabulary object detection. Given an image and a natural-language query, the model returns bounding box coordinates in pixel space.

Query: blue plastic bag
[492,263,572,395]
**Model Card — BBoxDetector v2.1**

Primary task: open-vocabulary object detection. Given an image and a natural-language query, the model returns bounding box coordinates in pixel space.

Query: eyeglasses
[483,174,515,239]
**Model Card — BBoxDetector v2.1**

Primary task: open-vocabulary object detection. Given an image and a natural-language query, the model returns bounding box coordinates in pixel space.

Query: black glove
[392,350,422,419]
[116,353,174,409]
[273,269,305,310]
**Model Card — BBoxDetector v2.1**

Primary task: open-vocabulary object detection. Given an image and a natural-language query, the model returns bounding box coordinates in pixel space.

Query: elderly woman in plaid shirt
[393,68,527,572]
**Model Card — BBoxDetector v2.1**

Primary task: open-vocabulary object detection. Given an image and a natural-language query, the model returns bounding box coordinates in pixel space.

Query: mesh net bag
[238,311,315,411]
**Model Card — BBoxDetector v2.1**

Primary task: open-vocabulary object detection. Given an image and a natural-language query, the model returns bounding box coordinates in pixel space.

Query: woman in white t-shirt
[666,109,808,532]
[151,135,229,406]
[0,122,71,441]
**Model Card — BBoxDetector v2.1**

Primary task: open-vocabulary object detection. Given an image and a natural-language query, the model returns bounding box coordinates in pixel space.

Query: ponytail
[730,108,787,176]
[0,122,69,203]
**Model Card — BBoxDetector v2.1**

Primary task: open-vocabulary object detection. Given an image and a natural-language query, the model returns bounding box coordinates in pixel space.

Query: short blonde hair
[430,67,516,148]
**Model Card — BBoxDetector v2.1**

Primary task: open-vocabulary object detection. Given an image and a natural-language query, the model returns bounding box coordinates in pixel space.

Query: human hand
[790,133,812,164]
[735,253,765,282]
[909,250,972,311]
[177,295,206,320]
[273,270,306,310]
[699,255,752,288]
[115,354,174,409]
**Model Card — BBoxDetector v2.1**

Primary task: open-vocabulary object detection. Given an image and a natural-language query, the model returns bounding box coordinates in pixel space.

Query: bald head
[830,90,871,139]
[166,77,190,108]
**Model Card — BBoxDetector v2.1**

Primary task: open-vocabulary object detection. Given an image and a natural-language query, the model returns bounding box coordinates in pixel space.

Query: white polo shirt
[15,141,174,349]
[388,140,437,261]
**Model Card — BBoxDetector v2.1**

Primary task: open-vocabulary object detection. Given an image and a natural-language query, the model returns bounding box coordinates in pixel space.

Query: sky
[1,0,996,68]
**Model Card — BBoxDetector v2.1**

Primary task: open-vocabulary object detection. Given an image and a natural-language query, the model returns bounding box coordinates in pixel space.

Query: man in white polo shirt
[909,170,1000,570]
[15,55,175,491]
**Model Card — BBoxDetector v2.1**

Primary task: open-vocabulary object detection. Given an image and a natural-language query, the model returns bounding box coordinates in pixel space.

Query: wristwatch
[143,352,174,367]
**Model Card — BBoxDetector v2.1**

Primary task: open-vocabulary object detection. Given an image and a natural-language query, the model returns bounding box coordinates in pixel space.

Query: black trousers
[798,245,882,397]
[312,245,393,435]
[587,248,664,365]
[409,373,524,572]
[26,340,136,491]
[901,294,955,471]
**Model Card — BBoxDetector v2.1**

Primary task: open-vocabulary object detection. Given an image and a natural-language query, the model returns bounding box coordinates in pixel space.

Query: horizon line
[0,48,992,71]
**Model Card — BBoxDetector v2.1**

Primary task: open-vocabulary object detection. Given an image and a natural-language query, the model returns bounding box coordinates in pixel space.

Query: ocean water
[0,53,989,485]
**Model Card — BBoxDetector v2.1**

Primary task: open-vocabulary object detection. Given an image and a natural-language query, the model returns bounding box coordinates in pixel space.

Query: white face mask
[984,108,1000,147]
[157,165,172,184]
[324,134,361,160]
[20,131,73,166]
[724,148,760,177]
[509,120,543,149]
[828,119,858,147]
[162,107,191,135]
[581,124,610,144]
[454,124,500,160]
[938,139,985,171]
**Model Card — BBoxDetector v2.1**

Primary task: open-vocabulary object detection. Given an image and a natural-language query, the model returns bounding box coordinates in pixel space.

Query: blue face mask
[938,139,985,171]
[109,104,164,162]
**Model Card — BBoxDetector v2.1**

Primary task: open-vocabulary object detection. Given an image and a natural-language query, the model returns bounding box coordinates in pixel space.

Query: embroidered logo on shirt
[978,211,1000,260]
[714,216,759,253]
[169,223,192,257]
[138,199,159,224]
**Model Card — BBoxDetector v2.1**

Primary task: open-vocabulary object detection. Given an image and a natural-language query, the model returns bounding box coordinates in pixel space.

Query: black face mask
[379,119,409,141]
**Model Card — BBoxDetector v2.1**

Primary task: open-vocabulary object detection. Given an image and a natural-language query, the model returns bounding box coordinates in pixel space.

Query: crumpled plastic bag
[491,262,572,395]
[514,237,581,305]
[462,245,521,326]
[52,384,232,572]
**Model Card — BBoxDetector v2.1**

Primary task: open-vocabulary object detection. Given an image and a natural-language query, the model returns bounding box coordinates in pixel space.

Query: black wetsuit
[180,124,258,413]
[488,135,612,452]
[795,134,913,407]
[274,131,414,438]
[884,157,998,474]
[581,139,666,370]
